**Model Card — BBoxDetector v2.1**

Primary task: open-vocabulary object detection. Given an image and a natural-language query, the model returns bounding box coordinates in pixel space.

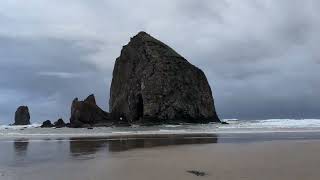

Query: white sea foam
[222,119,320,129]
[164,125,182,128]
[223,119,239,121]
[0,123,41,130]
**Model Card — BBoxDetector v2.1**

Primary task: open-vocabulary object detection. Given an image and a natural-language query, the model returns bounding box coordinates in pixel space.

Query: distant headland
[13,32,221,128]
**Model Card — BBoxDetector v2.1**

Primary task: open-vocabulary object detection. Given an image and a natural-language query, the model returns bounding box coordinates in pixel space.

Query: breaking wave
[0,123,41,130]
[223,119,320,129]
[1,119,320,138]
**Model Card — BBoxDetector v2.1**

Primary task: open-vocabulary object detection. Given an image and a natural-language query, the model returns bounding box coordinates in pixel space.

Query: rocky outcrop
[41,119,67,128]
[54,118,66,128]
[70,94,113,128]
[14,106,31,125]
[109,32,220,124]
[41,120,54,128]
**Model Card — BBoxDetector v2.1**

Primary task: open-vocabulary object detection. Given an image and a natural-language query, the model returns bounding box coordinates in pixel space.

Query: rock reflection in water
[13,139,30,166]
[69,138,107,158]
[108,136,218,152]
[69,134,218,157]
[13,139,29,158]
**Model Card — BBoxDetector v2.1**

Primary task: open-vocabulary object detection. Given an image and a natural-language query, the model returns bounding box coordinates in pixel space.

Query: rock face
[54,119,66,128]
[41,120,54,128]
[14,106,31,125]
[70,94,112,128]
[109,32,220,124]
[41,119,67,128]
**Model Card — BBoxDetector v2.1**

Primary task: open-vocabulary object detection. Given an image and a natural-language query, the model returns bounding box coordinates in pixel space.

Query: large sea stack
[109,32,220,124]
[14,106,31,125]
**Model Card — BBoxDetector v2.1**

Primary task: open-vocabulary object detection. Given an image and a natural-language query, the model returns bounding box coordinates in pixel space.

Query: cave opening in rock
[137,94,144,120]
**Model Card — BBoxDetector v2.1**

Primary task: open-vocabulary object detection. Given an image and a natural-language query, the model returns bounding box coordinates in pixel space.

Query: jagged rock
[109,32,220,124]
[70,94,112,128]
[85,94,96,105]
[14,106,31,125]
[54,118,66,128]
[41,120,54,128]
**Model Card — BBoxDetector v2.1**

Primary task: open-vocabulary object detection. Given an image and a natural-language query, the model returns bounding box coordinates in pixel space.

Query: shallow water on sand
[1,132,320,180]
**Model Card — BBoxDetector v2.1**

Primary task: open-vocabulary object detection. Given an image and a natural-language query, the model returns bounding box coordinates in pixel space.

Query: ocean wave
[1,119,320,138]
[222,119,320,129]
[258,119,320,127]
[0,123,41,130]
[223,119,239,121]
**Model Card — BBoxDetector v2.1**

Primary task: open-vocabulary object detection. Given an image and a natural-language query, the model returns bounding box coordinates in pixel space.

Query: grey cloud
[0,36,110,122]
[36,72,88,79]
[176,0,227,22]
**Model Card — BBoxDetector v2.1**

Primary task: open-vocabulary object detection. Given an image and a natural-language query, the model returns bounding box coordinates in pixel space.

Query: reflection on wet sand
[69,134,218,157]
[107,136,218,152]
[13,139,29,157]
[69,138,108,157]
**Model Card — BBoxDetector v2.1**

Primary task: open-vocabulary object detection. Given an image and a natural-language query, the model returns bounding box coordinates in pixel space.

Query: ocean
[1,119,320,138]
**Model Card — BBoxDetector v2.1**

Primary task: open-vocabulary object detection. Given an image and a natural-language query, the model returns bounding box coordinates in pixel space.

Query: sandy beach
[1,132,320,180]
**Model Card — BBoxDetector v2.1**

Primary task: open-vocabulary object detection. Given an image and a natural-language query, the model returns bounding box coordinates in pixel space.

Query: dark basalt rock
[70,94,112,128]
[65,123,71,128]
[84,94,96,105]
[109,32,220,124]
[54,118,66,128]
[14,106,31,125]
[41,120,54,128]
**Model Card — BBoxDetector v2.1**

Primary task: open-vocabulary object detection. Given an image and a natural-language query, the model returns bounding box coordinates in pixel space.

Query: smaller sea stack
[70,94,112,128]
[14,106,31,125]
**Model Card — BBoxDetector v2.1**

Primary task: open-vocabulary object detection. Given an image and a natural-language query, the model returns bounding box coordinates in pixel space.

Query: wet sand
[1,133,320,180]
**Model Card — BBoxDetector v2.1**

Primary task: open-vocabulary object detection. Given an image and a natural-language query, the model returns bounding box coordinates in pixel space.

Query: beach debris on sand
[187,170,207,176]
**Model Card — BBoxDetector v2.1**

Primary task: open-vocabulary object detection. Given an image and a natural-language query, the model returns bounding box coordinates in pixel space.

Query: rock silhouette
[70,94,112,128]
[109,32,220,124]
[54,118,66,128]
[14,106,31,125]
[41,120,54,128]
[41,119,67,128]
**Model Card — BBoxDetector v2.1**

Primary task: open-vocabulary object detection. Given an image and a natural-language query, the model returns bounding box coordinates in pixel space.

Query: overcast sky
[0,0,319,124]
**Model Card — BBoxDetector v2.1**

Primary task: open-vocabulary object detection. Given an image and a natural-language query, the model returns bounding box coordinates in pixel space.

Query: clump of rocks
[41,119,67,128]
[69,94,113,128]
[41,120,54,128]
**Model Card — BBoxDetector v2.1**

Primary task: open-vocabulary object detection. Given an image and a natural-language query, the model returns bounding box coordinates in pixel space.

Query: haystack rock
[70,94,112,128]
[109,32,220,124]
[14,106,31,125]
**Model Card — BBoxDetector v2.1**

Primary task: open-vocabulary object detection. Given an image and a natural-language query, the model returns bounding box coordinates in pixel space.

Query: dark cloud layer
[0,0,319,123]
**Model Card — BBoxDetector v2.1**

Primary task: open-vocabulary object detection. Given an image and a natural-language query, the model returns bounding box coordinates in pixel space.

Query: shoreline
[2,128,320,138]
[2,129,320,143]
